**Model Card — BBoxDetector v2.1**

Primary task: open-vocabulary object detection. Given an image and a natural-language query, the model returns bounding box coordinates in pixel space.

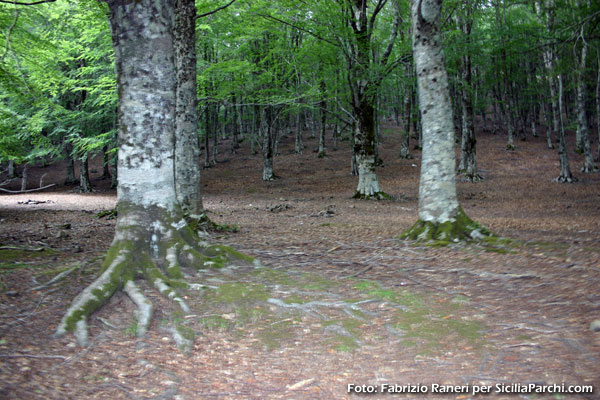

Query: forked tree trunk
[402,0,490,242]
[57,0,250,349]
[174,0,203,217]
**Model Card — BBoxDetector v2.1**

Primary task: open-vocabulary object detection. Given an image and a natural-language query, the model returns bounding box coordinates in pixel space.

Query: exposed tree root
[56,203,254,350]
[553,175,578,183]
[352,191,393,200]
[400,207,492,244]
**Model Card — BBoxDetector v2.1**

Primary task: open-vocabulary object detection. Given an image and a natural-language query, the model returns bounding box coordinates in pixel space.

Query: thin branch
[0,0,55,4]
[0,183,55,194]
[256,13,340,48]
[196,0,237,19]
[0,353,67,360]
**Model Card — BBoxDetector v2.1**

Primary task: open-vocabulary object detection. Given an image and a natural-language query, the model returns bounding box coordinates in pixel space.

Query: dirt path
[1,128,599,399]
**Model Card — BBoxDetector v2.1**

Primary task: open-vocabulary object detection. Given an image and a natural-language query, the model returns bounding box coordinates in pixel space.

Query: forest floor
[1,124,600,400]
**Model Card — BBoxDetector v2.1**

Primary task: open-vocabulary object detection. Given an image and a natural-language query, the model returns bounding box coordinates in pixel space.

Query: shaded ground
[1,124,599,399]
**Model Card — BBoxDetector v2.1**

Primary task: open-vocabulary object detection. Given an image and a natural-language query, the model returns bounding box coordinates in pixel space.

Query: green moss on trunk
[400,207,492,244]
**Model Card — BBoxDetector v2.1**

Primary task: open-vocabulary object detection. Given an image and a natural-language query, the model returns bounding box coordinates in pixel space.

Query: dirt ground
[1,124,599,400]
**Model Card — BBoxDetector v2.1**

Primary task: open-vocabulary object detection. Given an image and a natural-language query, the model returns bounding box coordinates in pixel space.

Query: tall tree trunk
[575,24,596,172]
[402,0,489,242]
[457,9,480,181]
[57,0,249,348]
[174,0,203,217]
[318,77,326,158]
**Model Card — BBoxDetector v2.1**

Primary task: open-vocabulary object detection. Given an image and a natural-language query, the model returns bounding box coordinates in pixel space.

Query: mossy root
[400,207,492,244]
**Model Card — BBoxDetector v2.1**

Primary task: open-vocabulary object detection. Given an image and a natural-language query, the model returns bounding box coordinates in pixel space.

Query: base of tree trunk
[56,203,254,351]
[399,207,492,244]
[352,191,393,200]
[505,144,516,151]
[553,175,578,183]
[458,170,483,182]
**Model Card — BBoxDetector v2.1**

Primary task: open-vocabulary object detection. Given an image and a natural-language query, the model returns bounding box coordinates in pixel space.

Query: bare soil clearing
[1,127,599,399]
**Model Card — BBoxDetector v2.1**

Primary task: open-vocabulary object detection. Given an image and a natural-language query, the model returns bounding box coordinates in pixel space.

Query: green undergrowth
[353,280,487,354]
[190,267,487,355]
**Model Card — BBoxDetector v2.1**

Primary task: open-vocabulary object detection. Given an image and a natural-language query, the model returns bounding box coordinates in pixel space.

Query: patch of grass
[212,282,270,304]
[252,268,296,286]
[0,248,57,262]
[257,319,295,350]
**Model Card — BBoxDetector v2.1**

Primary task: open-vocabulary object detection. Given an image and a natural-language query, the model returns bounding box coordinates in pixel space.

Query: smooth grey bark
[57,0,250,348]
[411,0,459,222]
[402,0,488,242]
[174,0,203,217]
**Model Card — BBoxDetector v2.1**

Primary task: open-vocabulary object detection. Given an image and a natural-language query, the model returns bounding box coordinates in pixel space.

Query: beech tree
[401,0,490,242]
[56,0,250,348]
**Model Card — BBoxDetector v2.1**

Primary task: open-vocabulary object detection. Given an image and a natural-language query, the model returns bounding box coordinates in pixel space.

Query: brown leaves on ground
[0,125,599,399]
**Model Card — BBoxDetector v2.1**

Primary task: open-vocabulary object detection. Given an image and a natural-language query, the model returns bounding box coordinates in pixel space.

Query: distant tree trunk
[20,164,27,191]
[64,143,76,185]
[79,155,92,193]
[111,151,118,189]
[262,106,275,181]
[457,8,480,181]
[574,23,596,172]
[542,98,554,149]
[399,78,412,159]
[212,106,218,165]
[7,160,15,179]
[318,78,326,158]
[295,106,303,154]
[204,106,211,168]
[597,51,600,161]
[101,145,112,180]
[231,95,240,153]
[536,0,574,182]
[402,0,490,242]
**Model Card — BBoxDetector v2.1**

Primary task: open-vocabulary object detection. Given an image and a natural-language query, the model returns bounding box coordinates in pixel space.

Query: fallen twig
[0,183,55,194]
[0,353,67,360]
[0,245,45,252]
